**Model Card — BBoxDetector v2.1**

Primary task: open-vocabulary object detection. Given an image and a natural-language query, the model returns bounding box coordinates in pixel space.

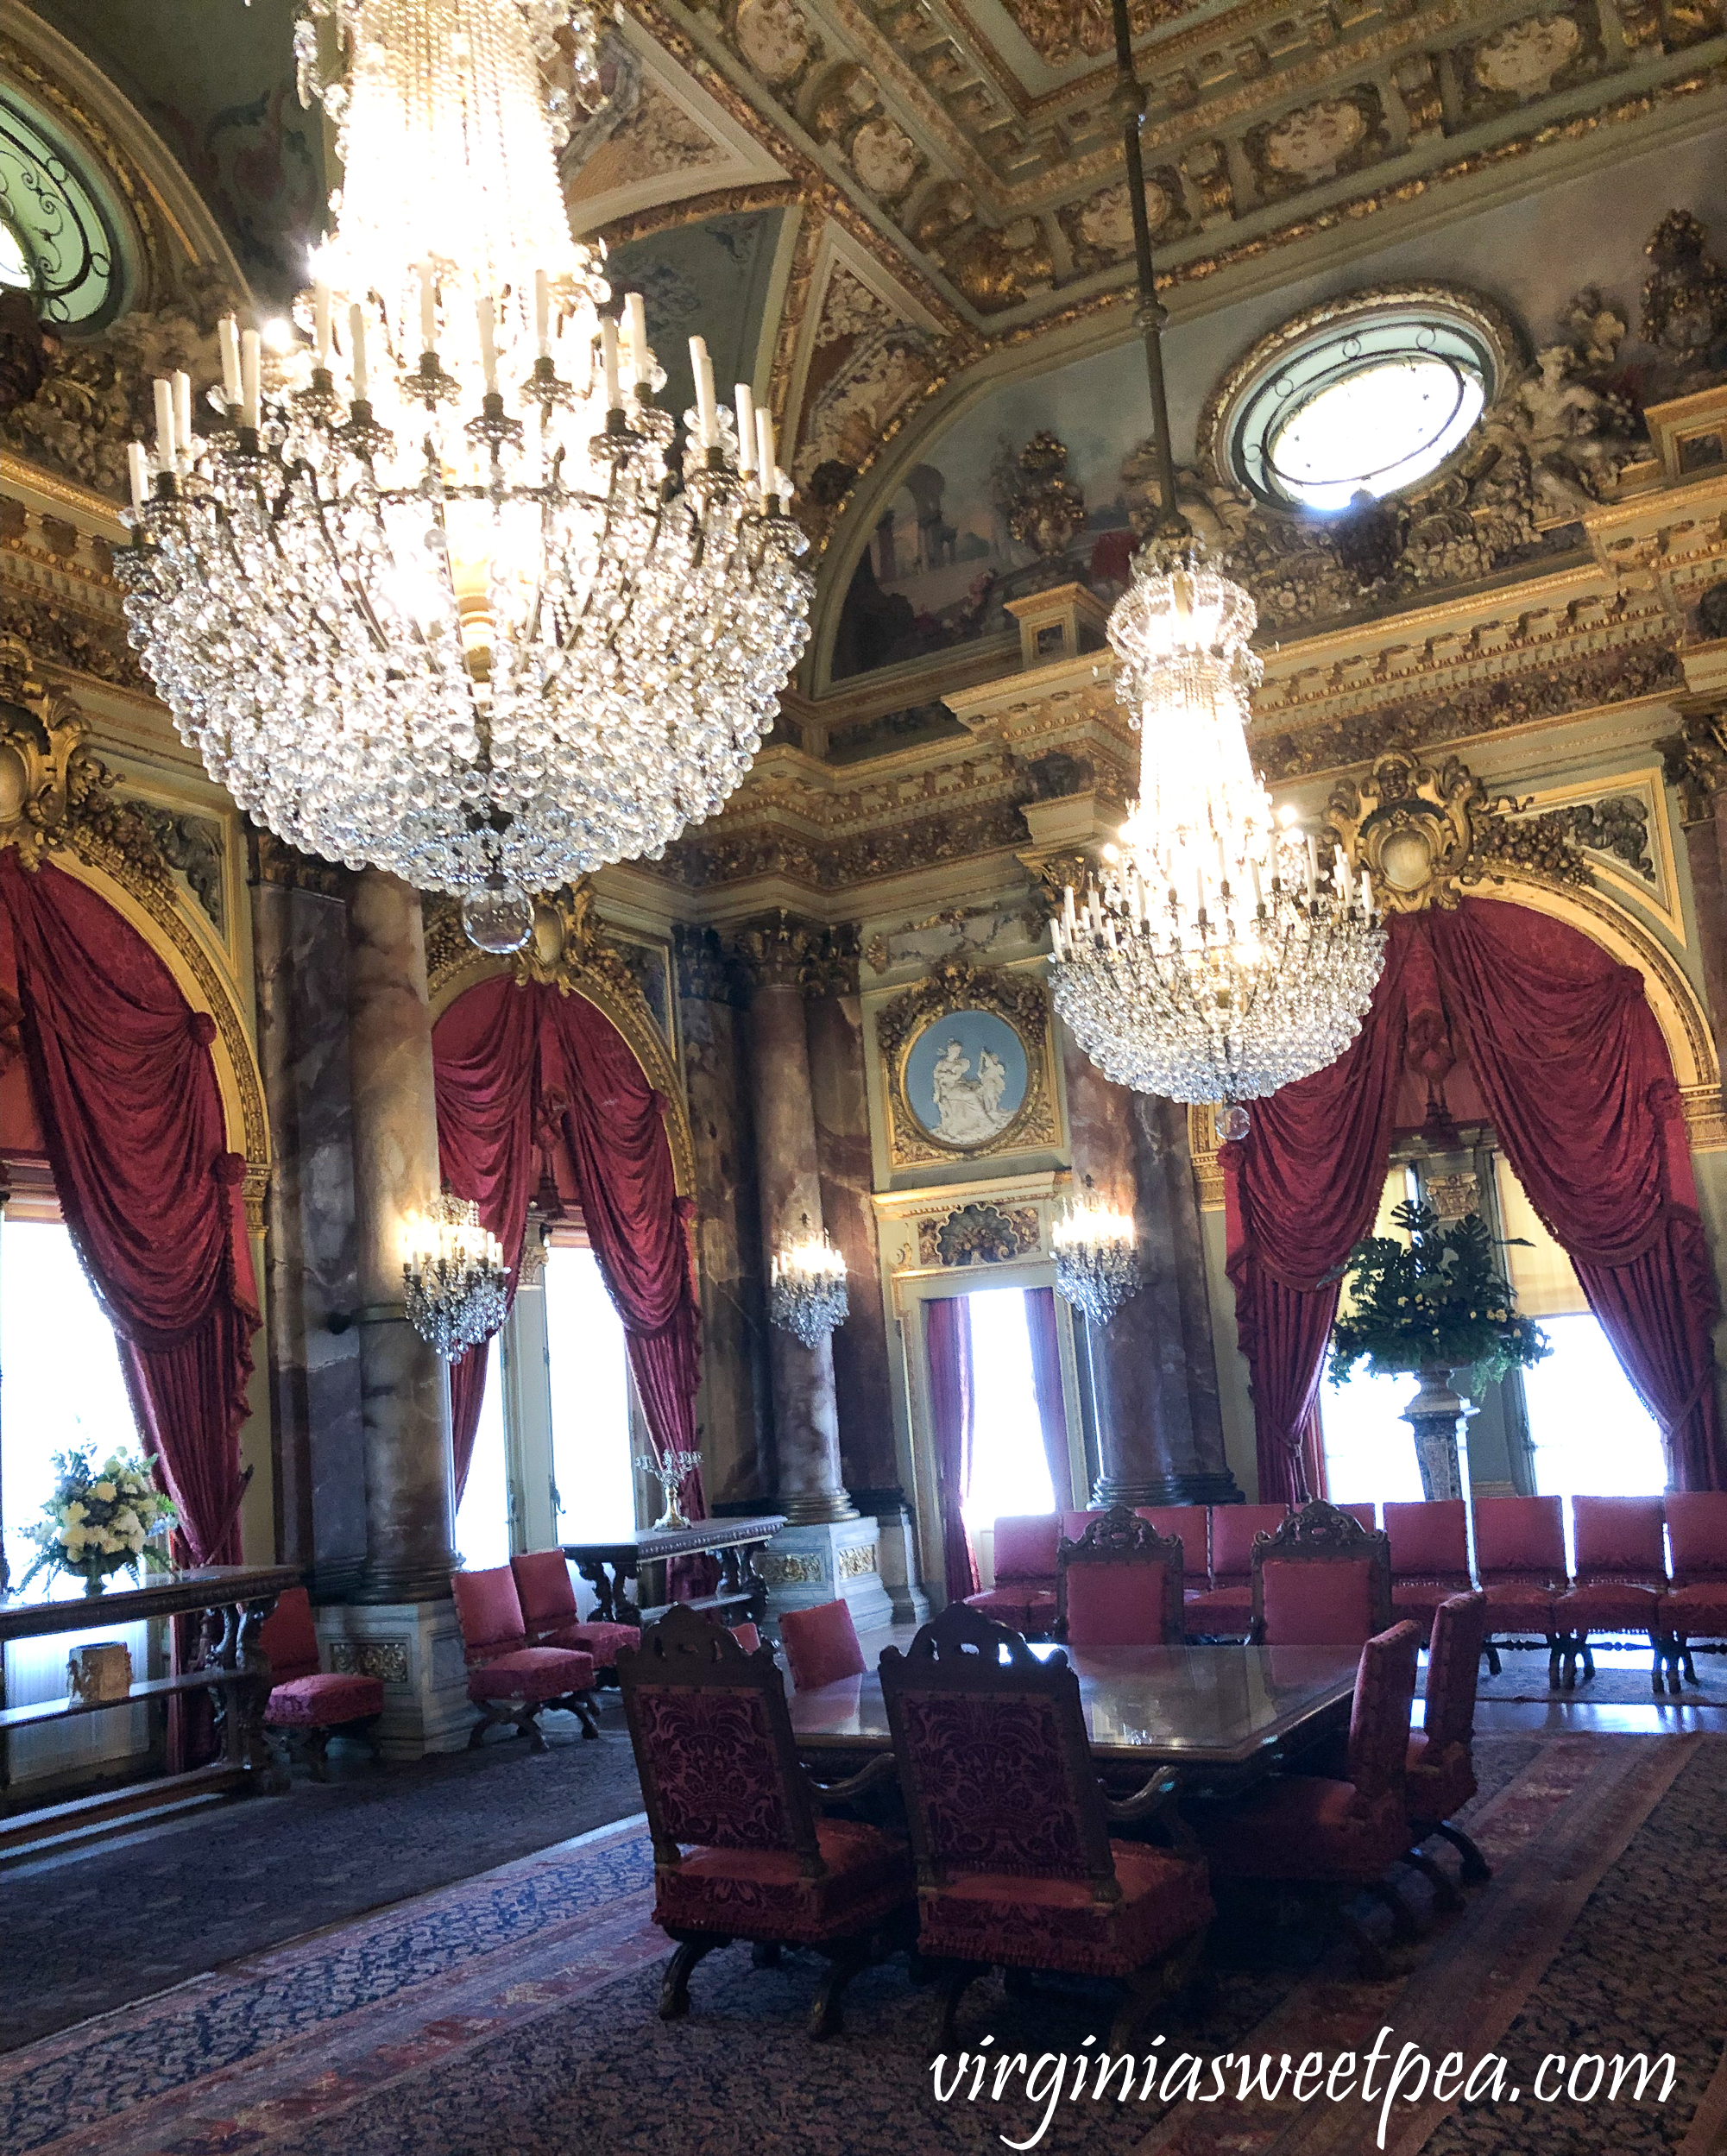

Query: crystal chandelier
[768,1215,850,1349]
[403,1193,509,1360]
[1051,1176,1141,1327]
[634,1447,703,1532]
[117,0,812,955]
[1044,0,1383,1126]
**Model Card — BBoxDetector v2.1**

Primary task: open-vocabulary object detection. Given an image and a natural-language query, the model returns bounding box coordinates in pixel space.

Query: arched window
[0,91,124,329]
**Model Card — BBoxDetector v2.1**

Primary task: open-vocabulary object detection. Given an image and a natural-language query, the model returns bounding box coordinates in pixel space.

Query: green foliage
[1329,1199,1551,1399]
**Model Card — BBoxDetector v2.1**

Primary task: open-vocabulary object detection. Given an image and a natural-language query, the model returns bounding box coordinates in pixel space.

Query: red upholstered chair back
[1056,1504,1184,1647]
[1570,1494,1667,1582]
[729,1622,762,1652]
[451,1566,529,1666]
[1665,1492,1727,1583]
[1423,1592,1488,1751]
[1473,1494,1566,1583]
[1210,1504,1290,1586]
[1251,1502,1393,1647]
[1337,1502,1378,1533]
[992,1513,1061,1583]
[1062,1508,1107,1545]
[511,1548,580,1630]
[618,1604,821,1867]
[257,1585,320,1685]
[1346,1621,1422,1802]
[1383,1499,1471,1579]
[1140,1506,1208,1585]
[879,1600,1119,1898]
[778,1598,867,1691]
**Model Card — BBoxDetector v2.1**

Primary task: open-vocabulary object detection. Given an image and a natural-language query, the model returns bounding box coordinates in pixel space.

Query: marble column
[674,926,774,1508]
[1661,708,1727,1081]
[250,836,367,1595]
[346,869,458,1604]
[734,916,856,1527]
[1062,1036,1241,1505]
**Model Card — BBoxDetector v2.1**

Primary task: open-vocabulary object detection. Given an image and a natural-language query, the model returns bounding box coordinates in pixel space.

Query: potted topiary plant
[1329,1199,1550,1499]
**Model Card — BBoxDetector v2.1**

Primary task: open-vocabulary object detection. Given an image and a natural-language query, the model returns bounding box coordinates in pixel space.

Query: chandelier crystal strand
[768,1214,850,1349]
[402,1194,509,1360]
[117,0,810,949]
[1043,0,1384,1118]
[1051,1175,1142,1327]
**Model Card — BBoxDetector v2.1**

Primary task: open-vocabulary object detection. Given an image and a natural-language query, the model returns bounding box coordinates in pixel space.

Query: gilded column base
[1089,1469,1245,1510]
[777,1490,861,1525]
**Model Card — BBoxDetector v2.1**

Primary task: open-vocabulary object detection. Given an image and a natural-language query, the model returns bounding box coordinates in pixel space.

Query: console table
[562,1515,787,1632]
[0,1563,299,1850]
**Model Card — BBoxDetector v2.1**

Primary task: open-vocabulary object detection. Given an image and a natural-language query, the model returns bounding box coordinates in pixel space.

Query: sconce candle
[1051,1176,1142,1327]
[768,1214,850,1349]
[401,1193,508,1361]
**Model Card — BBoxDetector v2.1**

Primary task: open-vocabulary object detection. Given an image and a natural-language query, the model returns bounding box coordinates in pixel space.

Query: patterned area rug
[0,1700,646,2052]
[3,1732,1723,2156]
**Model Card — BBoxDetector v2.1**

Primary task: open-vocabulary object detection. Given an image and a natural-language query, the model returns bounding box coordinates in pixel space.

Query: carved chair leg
[306,1727,333,1784]
[660,1933,728,2020]
[1682,1640,1698,1686]
[808,1938,870,2041]
[468,1705,500,1749]
[1432,1821,1492,1885]
[363,1714,384,1762]
[1400,1848,1464,1913]
[1579,1636,1595,1680]
[1368,1877,1420,1944]
[936,1960,988,2045]
[751,1940,783,1969]
[1339,1904,1390,1980]
[1482,1637,1502,1677]
[1109,1927,1207,2049]
[520,1704,548,1753]
[574,1689,601,1739]
[1547,1633,1564,1688]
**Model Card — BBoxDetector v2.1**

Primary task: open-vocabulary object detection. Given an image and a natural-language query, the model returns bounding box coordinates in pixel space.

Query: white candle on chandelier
[477,296,499,393]
[599,316,621,410]
[346,306,368,404]
[127,440,150,514]
[1305,831,1320,899]
[689,336,719,448]
[314,283,333,367]
[756,408,778,500]
[418,264,437,353]
[153,377,175,467]
[734,382,756,476]
[173,370,192,460]
[533,270,551,361]
[624,292,650,387]
[1338,850,1355,905]
[1249,854,1264,911]
[240,328,262,431]
[218,316,242,405]
[1062,884,1077,936]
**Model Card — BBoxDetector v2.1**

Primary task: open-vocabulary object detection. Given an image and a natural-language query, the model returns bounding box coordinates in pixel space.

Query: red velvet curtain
[1226,900,1725,1497]
[0,856,258,1564]
[1023,1285,1073,1510]
[432,974,703,1516]
[925,1295,978,1600]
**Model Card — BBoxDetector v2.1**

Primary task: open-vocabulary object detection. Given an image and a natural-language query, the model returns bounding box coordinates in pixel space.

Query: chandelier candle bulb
[315,283,333,366]
[127,442,149,516]
[218,316,242,405]
[768,1217,850,1349]
[173,371,192,461]
[1052,1177,1142,1327]
[599,313,621,409]
[533,269,550,360]
[417,264,436,355]
[401,1193,508,1362]
[153,379,174,469]
[689,337,718,447]
[477,295,499,393]
[757,408,777,499]
[623,292,649,386]
[240,328,261,431]
[734,382,756,475]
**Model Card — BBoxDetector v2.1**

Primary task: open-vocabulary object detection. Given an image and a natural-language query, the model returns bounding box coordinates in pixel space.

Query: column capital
[1659,706,1727,827]
[727,912,859,996]
[673,923,742,1006]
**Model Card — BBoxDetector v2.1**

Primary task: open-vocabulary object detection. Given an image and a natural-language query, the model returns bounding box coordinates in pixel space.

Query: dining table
[787,1639,1363,1796]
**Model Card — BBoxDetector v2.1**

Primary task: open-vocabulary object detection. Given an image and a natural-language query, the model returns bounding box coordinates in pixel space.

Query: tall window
[960,1288,1059,1532]
[1319,1163,1426,1505]
[452,1354,511,1571]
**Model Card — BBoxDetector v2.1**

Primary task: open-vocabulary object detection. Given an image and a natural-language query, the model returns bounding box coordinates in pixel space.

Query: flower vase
[82,1572,106,1598]
[1401,1365,1475,1502]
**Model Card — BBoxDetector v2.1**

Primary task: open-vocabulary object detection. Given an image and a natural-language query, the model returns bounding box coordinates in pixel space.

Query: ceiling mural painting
[605,206,791,420]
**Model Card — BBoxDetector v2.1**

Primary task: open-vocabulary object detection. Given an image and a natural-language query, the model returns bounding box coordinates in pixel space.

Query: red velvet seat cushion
[1553,1583,1661,1631]
[539,1619,640,1667]
[993,1515,1061,1584]
[1661,1582,1727,1637]
[917,1842,1213,1979]
[1406,1735,1476,1823]
[1063,1560,1174,1647]
[964,1585,1056,1630]
[1482,1583,1556,1630]
[265,1671,384,1727]
[653,1819,911,1944]
[466,1646,594,1704]
[1196,1777,1409,1882]
[1392,1581,1461,1626]
[779,1600,866,1692]
[1259,1557,1375,1647]
[1184,1585,1252,1633]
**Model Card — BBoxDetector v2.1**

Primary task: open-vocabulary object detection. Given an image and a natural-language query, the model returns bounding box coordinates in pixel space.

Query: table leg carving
[736,1542,769,1627]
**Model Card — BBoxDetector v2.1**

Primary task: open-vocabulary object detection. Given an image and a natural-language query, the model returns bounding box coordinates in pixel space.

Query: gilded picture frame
[875,958,1060,1168]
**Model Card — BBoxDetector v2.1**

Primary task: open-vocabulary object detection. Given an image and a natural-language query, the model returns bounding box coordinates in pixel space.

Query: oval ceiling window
[0,91,123,330]
[1213,292,1508,517]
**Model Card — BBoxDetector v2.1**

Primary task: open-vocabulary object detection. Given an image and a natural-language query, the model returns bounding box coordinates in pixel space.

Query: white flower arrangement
[18,1447,177,1596]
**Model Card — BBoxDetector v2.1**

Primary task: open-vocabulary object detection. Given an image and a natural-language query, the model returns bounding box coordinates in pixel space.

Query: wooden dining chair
[1056,1504,1185,1648]
[1406,1590,1491,1891]
[879,1600,1213,2046]
[618,1604,911,2039]
[778,1599,867,1691]
[510,1548,640,1682]
[1185,1504,1289,1636]
[1249,1501,1393,1647]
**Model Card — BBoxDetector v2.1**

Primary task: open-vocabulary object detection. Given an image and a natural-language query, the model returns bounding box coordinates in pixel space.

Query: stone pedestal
[313,1598,471,1758]
[872,1504,933,1627]
[1062,1042,1242,1505]
[734,916,858,1528]
[761,1516,895,1636]
[346,871,457,1605]
[1402,1366,1475,1501]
